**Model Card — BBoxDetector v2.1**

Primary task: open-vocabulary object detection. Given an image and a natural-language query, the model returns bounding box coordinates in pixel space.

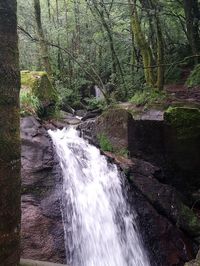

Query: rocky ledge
[21,116,65,263]
[21,105,200,266]
[78,106,200,266]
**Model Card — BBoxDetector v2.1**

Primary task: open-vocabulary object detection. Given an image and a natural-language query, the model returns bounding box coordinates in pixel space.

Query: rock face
[164,107,200,196]
[104,152,196,265]
[21,116,65,263]
[78,108,132,152]
[80,107,200,197]
[79,106,200,265]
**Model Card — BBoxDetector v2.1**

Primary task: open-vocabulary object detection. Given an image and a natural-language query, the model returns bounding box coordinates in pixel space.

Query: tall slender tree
[129,0,155,87]
[0,0,21,264]
[34,0,52,76]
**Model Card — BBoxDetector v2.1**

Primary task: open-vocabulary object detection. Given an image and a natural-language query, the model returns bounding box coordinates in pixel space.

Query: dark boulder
[79,106,200,265]
[103,152,196,266]
[21,116,65,263]
[80,107,200,198]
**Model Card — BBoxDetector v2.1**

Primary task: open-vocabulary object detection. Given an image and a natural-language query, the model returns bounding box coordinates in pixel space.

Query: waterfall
[49,127,150,266]
[94,85,104,99]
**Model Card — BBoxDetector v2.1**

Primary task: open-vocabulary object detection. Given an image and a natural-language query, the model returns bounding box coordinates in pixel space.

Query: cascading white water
[94,85,104,99]
[49,127,150,266]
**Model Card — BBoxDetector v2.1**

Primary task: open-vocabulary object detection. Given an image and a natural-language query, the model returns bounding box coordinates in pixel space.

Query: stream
[49,127,150,266]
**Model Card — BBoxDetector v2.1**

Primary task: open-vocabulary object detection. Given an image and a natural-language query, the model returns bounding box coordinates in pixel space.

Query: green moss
[20,71,58,117]
[186,64,200,87]
[164,107,200,139]
[97,133,113,152]
[178,203,200,237]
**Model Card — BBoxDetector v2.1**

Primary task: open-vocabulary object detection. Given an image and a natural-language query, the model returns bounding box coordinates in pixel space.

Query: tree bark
[129,0,155,87]
[0,0,21,265]
[149,0,165,89]
[34,0,52,76]
[183,0,200,63]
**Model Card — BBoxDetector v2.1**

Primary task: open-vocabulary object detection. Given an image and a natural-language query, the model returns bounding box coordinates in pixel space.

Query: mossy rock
[164,107,200,139]
[178,203,200,238]
[21,71,58,117]
[96,108,132,152]
[186,64,200,87]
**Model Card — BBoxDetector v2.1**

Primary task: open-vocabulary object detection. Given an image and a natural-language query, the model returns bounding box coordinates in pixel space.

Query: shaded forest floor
[165,84,200,104]
[165,66,200,104]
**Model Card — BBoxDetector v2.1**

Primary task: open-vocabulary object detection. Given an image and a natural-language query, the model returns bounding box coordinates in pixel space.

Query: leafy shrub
[98,134,113,152]
[85,97,107,111]
[20,91,41,116]
[130,88,166,106]
[56,83,81,109]
[186,64,200,87]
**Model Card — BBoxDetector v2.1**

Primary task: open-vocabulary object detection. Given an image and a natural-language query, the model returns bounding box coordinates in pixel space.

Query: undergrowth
[97,134,113,152]
[130,89,167,106]
[20,91,41,116]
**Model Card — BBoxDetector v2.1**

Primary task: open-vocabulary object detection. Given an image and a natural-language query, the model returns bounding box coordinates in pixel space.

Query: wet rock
[20,259,65,266]
[101,151,197,265]
[21,116,65,263]
[80,106,200,198]
[75,109,87,117]
[164,107,200,196]
[129,173,200,239]
[81,109,102,121]
[127,184,194,266]
[81,108,132,150]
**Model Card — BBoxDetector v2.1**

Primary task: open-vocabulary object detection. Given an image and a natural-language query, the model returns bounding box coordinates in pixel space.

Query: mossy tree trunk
[128,0,155,88]
[155,16,164,90]
[0,0,21,265]
[150,0,165,90]
[34,0,52,76]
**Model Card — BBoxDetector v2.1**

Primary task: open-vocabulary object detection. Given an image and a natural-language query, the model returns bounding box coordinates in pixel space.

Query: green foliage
[130,88,167,106]
[165,66,182,84]
[97,134,113,152]
[17,0,197,107]
[98,133,129,157]
[85,97,107,111]
[20,91,41,116]
[57,84,81,109]
[116,148,129,158]
[186,64,200,87]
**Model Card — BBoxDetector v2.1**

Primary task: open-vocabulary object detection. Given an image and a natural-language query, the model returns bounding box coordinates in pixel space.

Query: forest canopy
[17,0,200,109]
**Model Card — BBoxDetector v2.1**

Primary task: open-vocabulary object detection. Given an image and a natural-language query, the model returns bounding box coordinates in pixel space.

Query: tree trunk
[129,0,155,87]
[86,0,126,89]
[0,0,21,265]
[155,14,165,90]
[183,0,200,63]
[149,0,165,89]
[34,0,52,76]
